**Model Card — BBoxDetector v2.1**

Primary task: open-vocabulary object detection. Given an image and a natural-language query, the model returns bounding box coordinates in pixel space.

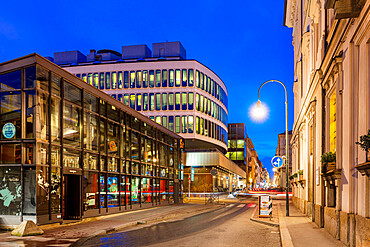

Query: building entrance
[63,174,81,220]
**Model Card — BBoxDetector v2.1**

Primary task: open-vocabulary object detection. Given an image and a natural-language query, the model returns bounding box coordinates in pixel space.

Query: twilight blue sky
[0,0,294,178]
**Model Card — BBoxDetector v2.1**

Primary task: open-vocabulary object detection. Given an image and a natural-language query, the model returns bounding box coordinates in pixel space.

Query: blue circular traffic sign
[2,123,15,139]
[271,156,283,168]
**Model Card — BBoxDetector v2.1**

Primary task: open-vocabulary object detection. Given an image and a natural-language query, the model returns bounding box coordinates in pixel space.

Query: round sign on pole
[271,156,283,168]
[210,168,218,176]
[2,123,15,139]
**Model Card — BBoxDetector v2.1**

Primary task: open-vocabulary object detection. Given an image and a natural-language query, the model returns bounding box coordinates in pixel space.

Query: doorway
[63,174,81,220]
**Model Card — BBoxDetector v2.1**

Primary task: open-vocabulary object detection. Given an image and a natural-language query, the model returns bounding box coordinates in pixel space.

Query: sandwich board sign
[258,195,272,218]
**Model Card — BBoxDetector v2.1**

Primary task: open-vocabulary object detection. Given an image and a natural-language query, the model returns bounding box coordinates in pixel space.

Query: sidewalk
[277,201,345,247]
[0,203,222,246]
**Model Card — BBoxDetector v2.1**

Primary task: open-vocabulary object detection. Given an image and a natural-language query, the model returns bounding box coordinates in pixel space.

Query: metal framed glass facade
[0,55,182,227]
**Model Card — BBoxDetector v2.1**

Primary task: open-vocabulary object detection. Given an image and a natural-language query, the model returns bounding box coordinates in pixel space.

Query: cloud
[0,21,17,39]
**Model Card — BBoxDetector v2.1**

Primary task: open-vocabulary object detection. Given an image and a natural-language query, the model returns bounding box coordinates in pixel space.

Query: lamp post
[254,80,290,216]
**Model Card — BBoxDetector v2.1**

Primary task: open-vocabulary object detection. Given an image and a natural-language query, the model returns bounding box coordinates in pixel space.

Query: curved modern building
[52,42,228,153]
[51,42,245,192]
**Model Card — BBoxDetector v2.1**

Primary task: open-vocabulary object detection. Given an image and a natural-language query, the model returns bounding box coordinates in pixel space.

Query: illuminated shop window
[131,177,140,204]
[107,176,118,207]
[141,178,152,204]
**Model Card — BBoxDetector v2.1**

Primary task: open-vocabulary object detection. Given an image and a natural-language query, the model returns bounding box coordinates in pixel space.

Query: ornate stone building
[284,0,369,246]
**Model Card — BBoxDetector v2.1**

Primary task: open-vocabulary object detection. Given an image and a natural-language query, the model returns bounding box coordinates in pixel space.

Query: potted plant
[298,170,303,180]
[356,129,370,162]
[292,172,298,182]
[321,152,336,173]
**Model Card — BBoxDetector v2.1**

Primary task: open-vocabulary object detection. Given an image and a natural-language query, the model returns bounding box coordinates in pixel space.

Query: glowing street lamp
[251,79,290,216]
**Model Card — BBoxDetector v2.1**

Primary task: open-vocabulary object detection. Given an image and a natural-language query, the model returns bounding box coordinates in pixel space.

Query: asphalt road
[80,202,281,247]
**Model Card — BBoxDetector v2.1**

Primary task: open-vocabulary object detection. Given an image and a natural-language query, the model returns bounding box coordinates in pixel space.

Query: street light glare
[249,100,269,123]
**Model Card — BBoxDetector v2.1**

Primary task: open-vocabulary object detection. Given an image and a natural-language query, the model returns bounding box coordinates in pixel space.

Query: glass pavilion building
[51,42,245,192]
[0,54,182,227]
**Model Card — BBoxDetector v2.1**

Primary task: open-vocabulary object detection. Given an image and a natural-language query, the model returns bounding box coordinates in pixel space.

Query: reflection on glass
[84,172,98,210]
[63,102,81,147]
[188,116,194,133]
[108,176,118,207]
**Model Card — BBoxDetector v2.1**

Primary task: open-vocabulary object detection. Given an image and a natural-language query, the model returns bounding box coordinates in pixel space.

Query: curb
[277,203,294,247]
[249,204,279,227]
[72,204,223,246]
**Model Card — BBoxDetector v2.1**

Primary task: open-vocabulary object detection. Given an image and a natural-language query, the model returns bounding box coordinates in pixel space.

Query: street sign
[271,156,283,168]
[210,168,218,176]
[191,168,195,181]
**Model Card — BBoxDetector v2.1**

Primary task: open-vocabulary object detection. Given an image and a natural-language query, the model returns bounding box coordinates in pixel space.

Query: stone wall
[355,215,370,247]
[324,206,338,238]
[314,204,324,228]
[339,211,348,245]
